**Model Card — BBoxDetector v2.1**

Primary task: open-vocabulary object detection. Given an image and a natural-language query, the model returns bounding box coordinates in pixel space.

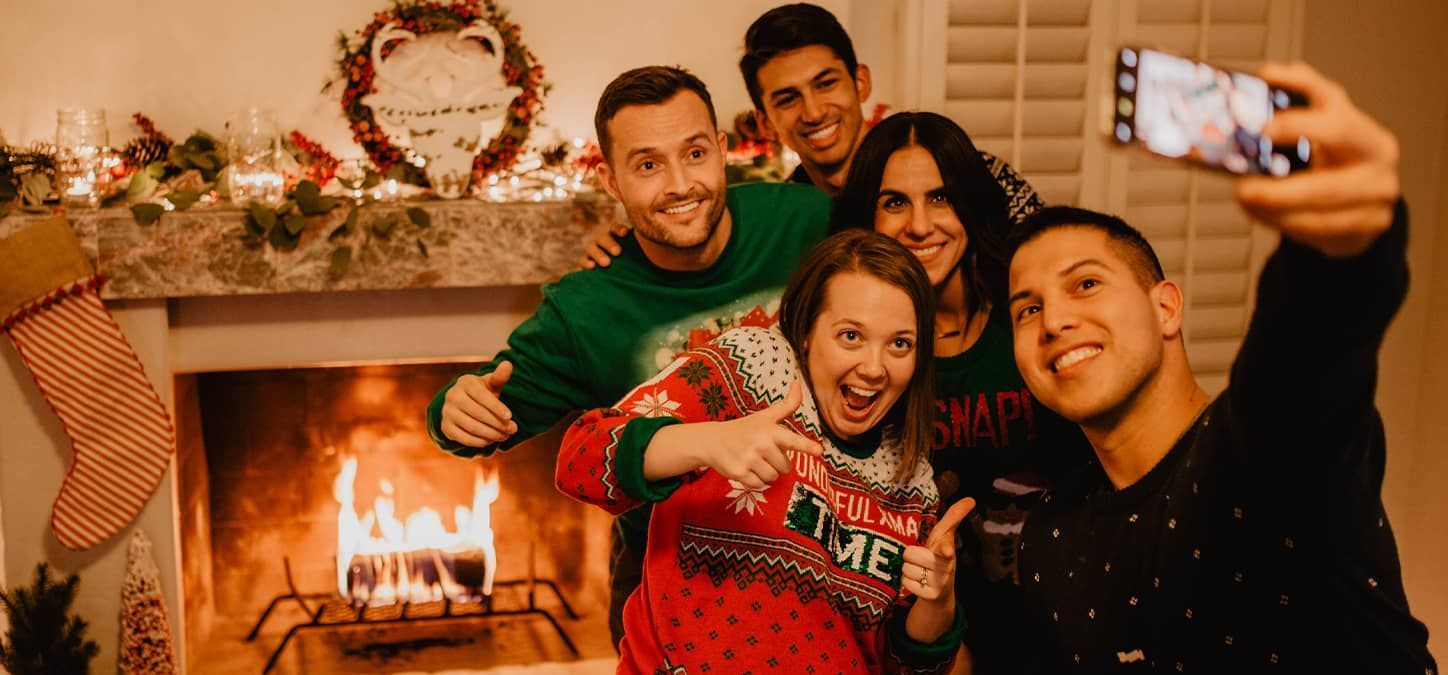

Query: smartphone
[1112,46,1310,177]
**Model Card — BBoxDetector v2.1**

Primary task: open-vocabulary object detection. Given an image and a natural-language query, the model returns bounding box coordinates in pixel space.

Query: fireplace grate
[246,556,580,673]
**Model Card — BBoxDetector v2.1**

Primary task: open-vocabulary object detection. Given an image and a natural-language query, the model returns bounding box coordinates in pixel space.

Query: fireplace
[0,201,621,672]
[175,359,614,673]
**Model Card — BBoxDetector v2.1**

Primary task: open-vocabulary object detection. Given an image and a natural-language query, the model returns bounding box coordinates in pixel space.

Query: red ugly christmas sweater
[557,327,964,674]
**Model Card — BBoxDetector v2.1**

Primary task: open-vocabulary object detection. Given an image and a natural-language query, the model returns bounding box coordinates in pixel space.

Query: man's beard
[629,186,727,252]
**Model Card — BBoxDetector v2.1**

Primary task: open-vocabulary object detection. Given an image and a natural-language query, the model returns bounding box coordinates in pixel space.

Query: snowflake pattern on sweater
[558,327,954,674]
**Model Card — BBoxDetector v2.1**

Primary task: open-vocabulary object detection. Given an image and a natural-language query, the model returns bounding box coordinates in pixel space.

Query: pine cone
[124,135,172,168]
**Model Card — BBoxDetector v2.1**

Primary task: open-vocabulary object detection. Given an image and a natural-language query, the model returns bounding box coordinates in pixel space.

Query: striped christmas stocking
[0,217,175,550]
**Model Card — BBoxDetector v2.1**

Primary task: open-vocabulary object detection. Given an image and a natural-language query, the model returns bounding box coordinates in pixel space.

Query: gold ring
[919,571,928,587]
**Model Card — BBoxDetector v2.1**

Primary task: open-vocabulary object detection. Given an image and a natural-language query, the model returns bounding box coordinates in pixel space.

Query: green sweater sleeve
[425,289,594,457]
[615,416,687,502]
[886,602,967,669]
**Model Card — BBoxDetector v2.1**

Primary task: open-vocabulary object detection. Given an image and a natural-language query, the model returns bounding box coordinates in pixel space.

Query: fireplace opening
[174,361,614,673]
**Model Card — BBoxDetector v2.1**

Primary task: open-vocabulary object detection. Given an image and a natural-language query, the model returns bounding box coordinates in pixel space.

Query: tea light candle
[231,168,284,206]
[66,174,95,197]
[58,144,106,208]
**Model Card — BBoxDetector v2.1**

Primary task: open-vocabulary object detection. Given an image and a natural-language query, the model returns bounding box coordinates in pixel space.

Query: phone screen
[1113,47,1309,176]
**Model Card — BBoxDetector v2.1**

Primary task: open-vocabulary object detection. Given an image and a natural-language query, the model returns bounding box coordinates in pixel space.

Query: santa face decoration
[363,22,522,197]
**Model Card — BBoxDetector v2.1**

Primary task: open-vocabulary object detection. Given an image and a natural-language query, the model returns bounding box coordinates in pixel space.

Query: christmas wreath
[335,0,548,192]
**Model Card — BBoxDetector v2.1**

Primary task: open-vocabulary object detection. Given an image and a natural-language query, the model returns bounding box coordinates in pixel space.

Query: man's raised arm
[1227,62,1406,453]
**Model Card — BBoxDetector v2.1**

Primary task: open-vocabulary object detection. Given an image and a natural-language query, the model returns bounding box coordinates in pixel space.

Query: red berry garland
[286,130,340,186]
[336,0,548,195]
[130,113,173,145]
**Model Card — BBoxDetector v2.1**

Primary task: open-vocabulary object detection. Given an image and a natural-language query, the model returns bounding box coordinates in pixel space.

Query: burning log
[334,457,499,606]
[344,547,491,606]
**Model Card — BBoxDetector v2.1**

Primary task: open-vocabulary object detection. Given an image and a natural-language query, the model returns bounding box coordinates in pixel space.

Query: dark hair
[832,111,1012,316]
[1009,206,1165,289]
[778,229,936,484]
[594,66,718,162]
[740,3,858,111]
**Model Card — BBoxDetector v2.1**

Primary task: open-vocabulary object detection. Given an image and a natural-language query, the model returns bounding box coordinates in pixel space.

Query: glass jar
[226,107,284,206]
[55,108,110,209]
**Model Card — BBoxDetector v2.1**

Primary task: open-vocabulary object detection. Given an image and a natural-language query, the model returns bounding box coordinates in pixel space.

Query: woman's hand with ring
[900,498,973,602]
[902,498,975,643]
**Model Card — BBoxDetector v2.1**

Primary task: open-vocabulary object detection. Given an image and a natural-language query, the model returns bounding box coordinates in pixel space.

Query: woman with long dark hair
[559,230,972,674]
[834,112,1090,673]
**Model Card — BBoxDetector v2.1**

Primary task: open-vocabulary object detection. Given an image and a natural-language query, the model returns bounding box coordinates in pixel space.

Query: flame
[334,456,499,605]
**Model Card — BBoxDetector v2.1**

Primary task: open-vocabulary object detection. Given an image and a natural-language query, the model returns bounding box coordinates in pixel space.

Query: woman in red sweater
[558,230,972,674]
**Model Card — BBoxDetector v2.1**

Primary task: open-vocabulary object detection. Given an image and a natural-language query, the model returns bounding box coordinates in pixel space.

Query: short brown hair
[593,66,718,162]
[1010,206,1165,290]
[778,229,936,485]
[740,3,858,111]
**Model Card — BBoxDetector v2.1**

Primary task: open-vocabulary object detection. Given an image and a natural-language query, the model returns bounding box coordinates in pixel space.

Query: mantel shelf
[0,198,616,300]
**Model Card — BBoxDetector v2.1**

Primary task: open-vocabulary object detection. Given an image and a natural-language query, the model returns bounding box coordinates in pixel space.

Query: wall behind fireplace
[0,0,882,151]
[0,300,174,671]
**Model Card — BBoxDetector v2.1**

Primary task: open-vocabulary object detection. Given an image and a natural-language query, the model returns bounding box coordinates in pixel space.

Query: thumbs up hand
[641,379,824,487]
[700,379,825,490]
[901,498,975,602]
[901,498,975,644]
[440,361,519,447]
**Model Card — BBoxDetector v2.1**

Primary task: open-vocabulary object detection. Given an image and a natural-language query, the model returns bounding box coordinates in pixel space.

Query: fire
[333,456,499,605]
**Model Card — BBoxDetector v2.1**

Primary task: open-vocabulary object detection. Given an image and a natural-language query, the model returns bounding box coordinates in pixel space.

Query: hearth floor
[191,589,615,674]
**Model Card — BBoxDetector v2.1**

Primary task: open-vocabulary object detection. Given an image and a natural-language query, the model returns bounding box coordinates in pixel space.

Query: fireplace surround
[0,202,619,672]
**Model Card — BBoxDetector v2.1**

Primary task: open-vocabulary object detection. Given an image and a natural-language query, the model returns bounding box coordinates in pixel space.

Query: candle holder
[226,108,284,207]
[55,108,111,209]
[334,158,370,203]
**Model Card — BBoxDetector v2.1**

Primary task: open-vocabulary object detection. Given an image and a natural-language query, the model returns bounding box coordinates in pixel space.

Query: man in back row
[1006,63,1437,672]
[582,3,1042,269]
[741,2,1038,220]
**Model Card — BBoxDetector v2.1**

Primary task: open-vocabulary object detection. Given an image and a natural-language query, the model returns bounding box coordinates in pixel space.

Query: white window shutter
[943,0,1094,204]
[1112,0,1298,395]
[927,0,1301,396]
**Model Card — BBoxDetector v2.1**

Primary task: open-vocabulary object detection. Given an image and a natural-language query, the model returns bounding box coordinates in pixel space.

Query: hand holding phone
[1112,47,1310,177]
[1235,62,1400,258]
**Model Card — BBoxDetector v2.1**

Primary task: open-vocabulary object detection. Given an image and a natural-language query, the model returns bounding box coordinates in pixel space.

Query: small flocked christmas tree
[118,531,177,674]
[0,563,100,675]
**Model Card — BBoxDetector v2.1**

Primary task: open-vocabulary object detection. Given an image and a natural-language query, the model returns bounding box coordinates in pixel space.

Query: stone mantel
[0,197,616,300]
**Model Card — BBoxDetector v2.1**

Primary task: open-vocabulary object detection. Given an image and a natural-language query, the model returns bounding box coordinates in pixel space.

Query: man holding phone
[1006,63,1436,672]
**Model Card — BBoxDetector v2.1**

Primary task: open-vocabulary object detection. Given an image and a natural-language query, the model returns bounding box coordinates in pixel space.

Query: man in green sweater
[426,66,831,646]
